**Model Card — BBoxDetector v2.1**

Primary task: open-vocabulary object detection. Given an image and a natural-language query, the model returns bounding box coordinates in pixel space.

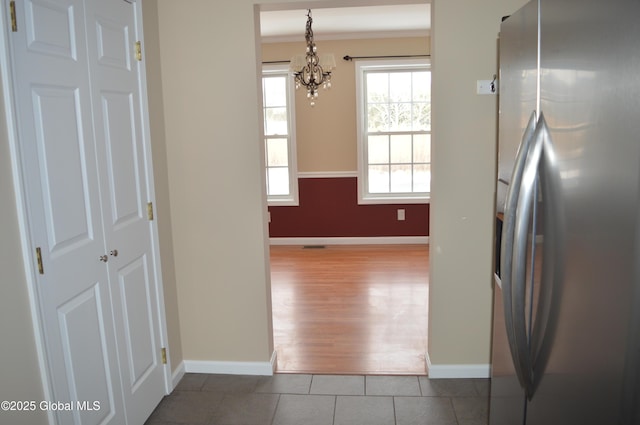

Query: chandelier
[290,10,336,106]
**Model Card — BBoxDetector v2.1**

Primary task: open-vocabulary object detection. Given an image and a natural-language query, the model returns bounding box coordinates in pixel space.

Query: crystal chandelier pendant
[290,10,335,106]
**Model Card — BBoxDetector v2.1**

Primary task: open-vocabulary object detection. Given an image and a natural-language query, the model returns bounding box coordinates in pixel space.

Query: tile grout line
[269,394,281,425]
[448,396,460,425]
[332,395,337,425]
[307,374,314,395]
[392,396,398,425]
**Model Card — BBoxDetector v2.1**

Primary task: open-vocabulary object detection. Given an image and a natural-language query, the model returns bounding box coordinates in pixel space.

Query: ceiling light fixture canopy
[290,9,335,106]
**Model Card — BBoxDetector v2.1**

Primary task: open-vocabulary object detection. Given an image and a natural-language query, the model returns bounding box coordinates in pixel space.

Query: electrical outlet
[397,209,405,221]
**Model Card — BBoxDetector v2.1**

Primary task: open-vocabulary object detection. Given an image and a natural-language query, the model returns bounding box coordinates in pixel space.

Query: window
[262,65,298,205]
[356,59,431,204]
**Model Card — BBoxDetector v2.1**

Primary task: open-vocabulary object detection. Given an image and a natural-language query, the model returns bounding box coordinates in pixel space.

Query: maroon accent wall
[268,177,429,238]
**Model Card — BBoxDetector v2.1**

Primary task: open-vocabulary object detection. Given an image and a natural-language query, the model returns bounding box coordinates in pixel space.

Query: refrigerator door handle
[500,110,538,395]
[529,115,564,396]
[511,112,549,399]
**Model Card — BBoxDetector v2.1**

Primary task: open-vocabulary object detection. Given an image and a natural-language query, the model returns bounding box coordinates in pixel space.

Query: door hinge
[135,41,142,61]
[147,202,154,221]
[35,247,44,275]
[10,1,17,32]
[161,347,167,365]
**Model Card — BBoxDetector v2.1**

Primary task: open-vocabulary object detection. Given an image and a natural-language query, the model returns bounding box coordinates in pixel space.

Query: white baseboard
[269,236,429,246]
[171,361,186,390]
[426,353,491,379]
[183,351,277,376]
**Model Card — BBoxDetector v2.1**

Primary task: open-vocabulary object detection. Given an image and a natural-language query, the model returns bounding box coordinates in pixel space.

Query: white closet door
[9,0,126,424]
[7,0,166,423]
[84,1,165,423]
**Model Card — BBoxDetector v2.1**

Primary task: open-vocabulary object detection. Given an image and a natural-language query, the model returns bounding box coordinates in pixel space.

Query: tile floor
[145,373,489,425]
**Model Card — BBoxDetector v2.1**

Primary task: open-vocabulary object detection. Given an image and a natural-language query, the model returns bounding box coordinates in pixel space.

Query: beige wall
[141,0,184,375]
[155,0,274,362]
[262,37,429,172]
[429,0,527,366]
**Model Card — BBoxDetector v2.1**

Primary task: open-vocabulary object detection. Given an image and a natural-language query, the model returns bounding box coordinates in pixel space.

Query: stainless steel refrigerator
[491,0,640,424]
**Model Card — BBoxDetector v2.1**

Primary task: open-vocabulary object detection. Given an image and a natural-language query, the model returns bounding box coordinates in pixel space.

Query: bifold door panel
[6,0,166,423]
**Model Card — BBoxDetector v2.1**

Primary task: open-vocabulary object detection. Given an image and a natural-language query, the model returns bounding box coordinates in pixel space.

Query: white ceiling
[260,4,431,42]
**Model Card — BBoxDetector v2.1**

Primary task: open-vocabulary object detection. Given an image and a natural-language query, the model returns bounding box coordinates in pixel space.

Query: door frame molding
[0,3,172,423]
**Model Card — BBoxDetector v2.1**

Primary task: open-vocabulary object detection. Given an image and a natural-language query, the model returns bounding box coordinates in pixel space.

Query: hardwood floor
[269,244,429,375]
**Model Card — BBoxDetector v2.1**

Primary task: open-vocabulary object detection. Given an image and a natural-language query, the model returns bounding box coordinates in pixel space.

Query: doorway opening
[257,1,432,375]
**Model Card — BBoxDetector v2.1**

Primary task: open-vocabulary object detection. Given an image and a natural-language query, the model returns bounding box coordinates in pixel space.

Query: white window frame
[262,64,299,206]
[355,58,431,205]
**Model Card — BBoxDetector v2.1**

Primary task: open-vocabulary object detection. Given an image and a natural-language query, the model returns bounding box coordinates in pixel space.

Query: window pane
[265,107,287,135]
[360,63,430,199]
[412,102,430,131]
[368,104,389,132]
[368,165,390,193]
[413,72,431,101]
[266,138,288,167]
[368,135,389,164]
[413,134,431,163]
[390,134,412,163]
[390,102,412,131]
[389,72,412,102]
[267,167,290,195]
[413,163,431,192]
[390,164,412,192]
[263,76,287,107]
[262,68,296,203]
[367,73,389,103]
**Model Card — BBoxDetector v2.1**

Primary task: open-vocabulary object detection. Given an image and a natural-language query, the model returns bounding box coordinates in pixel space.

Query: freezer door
[526,0,640,424]
[491,1,539,424]
[495,0,539,215]
[491,280,527,425]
